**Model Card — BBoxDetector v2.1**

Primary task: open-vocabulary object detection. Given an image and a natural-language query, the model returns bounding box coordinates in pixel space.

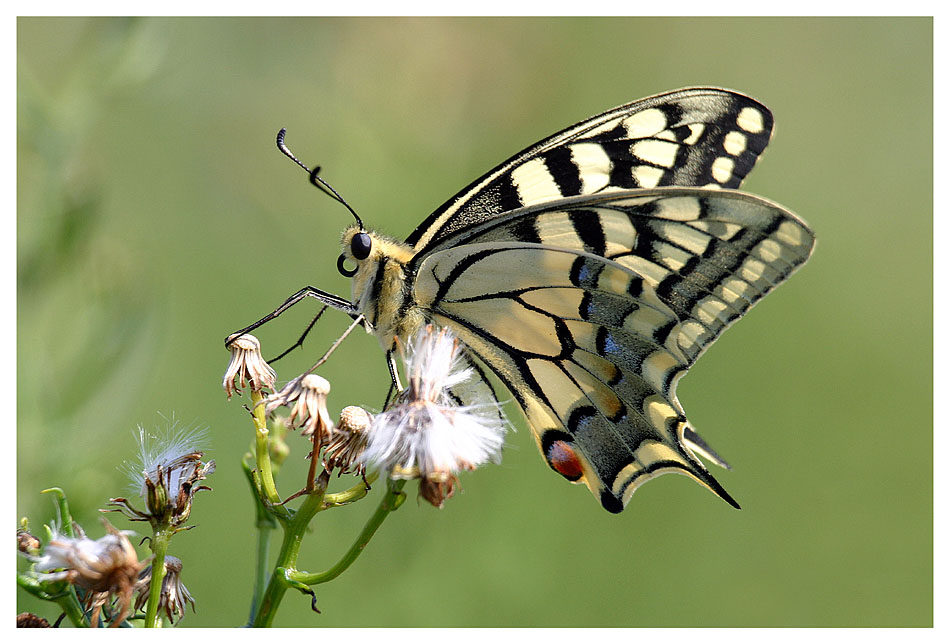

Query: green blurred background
[16,17,932,627]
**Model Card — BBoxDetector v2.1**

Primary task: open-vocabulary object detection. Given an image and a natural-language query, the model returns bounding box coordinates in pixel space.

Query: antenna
[276,129,364,229]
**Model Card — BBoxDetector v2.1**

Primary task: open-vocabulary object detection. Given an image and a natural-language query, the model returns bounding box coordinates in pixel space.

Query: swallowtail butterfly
[231,87,815,513]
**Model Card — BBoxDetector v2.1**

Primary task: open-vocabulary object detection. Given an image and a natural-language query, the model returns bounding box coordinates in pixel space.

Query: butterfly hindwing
[407,87,774,255]
[410,189,814,511]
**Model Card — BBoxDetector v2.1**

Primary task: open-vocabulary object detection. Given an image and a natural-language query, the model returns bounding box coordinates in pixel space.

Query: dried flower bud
[223,334,277,398]
[323,406,371,476]
[266,374,334,451]
[17,527,40,554]
[135,555,196,624]
[16,613,50,628]
[33,520,145,627]
[418,471,459,508]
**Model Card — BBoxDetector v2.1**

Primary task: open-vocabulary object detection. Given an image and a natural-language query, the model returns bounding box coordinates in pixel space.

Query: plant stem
[290,477,406,586]
[243,458,277,625]
[144,528,171,628]
[56,588,89,627]
[251,474,329,627]
[322,473,378,507]
[251,390,282,506]
[15,572,88,627]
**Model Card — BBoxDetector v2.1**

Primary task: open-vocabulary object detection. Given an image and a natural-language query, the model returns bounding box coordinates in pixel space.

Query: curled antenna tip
[276,128,312,175]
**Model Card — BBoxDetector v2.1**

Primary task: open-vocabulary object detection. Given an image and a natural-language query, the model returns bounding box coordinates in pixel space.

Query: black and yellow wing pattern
[412,189,812,512]
[395,88,814,512]
[256,87,814,513]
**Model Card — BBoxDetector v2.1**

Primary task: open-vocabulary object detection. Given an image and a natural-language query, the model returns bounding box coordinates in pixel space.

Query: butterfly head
[338,224,417,340]
[337,226,373,277]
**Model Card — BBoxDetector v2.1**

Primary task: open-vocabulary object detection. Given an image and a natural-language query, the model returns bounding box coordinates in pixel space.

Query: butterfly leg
[268,305,328,363]
[379,351,402,411]
[225,286,360,350]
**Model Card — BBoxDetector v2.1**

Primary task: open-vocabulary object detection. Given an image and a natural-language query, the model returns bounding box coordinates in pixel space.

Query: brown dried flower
[16,613,50,628]
[223,333,277,398]
[323,405,371,477]
[266,373,334,451]
[33,520,146,627]
[135,555,196,624]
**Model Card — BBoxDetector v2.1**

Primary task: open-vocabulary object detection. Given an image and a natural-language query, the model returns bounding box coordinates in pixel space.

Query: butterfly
[230,87,815,513]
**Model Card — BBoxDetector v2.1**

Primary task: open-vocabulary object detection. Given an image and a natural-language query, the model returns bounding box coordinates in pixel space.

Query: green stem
[55,588,89,627]
[252,476,329,627]
[322,472,379,508]
[251,390,282,506]
[243,458,277,625]
[40,488,75,537]
[250,523,272,620]
[16,573,88,627]
[290,478,406,586]
[144,529,171,628]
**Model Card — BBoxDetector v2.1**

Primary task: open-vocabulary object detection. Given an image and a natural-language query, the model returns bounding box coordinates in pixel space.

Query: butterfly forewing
[407,87,774,255]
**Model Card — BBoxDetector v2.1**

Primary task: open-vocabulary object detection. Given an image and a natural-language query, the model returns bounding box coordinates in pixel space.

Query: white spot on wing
[718,277,752,304]
[723,131,747,156]
[737,107,765,133]
[740,257,770,284]
[683,123,705,145]
[615,255,671,286]
[622,108,667,138]
[753,238,784,263]
[776,220,810,250]
[711,157,735,184]
[654,196,702,222]
[694,297,729,326]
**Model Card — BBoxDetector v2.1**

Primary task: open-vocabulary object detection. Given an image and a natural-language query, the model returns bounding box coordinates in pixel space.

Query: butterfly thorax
[341,225,424,349]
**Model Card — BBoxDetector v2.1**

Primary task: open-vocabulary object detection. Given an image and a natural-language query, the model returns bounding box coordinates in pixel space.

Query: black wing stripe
[407,88,775,255]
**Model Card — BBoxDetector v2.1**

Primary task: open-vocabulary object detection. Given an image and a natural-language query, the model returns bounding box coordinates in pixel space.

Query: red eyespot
[546,440,583,480]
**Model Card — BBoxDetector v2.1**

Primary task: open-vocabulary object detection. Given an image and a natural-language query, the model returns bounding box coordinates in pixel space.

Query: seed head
[363,325,507,506]
[109,422,214,531]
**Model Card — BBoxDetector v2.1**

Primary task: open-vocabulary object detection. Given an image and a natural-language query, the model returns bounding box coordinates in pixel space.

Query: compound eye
[351,232,372,260]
